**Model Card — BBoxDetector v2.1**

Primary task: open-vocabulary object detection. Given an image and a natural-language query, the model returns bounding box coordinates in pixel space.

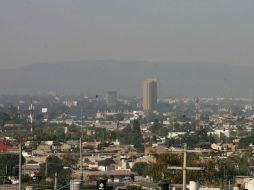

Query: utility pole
[183,144,187,190]
[80,138,84,189]
[54,172,58,190]
[80,138,83,175]
[168,143,208,190]
[19,144,22,190]
[79,105,84,190]
[45,162,48,177]
[172,116,175,132]
[81,108,84,139]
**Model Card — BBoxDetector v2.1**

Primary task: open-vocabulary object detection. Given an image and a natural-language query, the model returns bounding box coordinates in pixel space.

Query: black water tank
[130,174,135,182]
[96,178,107,190]
[107,186,114,190]
[110,175,114,182]
[158,180,170,190]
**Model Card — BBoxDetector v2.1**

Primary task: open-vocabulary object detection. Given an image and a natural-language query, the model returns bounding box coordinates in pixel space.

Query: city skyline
[0,61,253,98]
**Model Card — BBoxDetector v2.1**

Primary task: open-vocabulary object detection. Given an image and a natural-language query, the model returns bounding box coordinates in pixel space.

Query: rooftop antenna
[168,144,208,190]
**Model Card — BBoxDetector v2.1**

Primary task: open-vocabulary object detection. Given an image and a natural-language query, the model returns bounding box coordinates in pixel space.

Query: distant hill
[0,60,254,98]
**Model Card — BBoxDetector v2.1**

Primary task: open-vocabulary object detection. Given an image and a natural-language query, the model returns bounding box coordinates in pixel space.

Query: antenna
[168,144,208,190]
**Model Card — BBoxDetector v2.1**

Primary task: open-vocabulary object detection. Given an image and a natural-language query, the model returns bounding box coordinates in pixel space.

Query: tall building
[106,91,118,107]
[143,79,157,111]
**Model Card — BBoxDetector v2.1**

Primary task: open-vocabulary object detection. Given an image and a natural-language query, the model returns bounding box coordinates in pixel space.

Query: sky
[0,0,254,69]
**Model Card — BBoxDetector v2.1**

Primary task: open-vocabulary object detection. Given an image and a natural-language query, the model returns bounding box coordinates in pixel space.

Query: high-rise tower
[195,97,201,131]
[28,98,34,132]
[106,91,118,108]
[143,79,157,111]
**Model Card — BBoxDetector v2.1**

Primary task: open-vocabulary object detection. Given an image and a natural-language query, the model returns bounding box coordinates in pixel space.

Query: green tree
[117,119,143,149]
[149,153,218,186]
[39,155,71,186]
[0,112,11,126]
[149,152,254,186]
[62,154,78,169]
[126,185,142,190]
[132,162,149,177]
[27,160,38,164]
[0,153,25,177]
[149,153,183,183]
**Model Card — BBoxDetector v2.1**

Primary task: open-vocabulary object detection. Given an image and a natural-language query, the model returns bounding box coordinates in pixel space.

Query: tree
[238,137,252,149]
[238,128,254,149]
[39,155,71,186]
[98,158,115,166]
[62,154,78,169]
[8,105,21,124]
[115,113,124,121]
[149,119,162,134]
[149,152,254,186]
[42,156,63,178]
[149,153,183,183]
[27,160,38,164]
[149,153,217,186]
[0,112,11,126]
[126,185,142,190]
[0,153,25,177]
[117,119,143,149]
[131,162,149,177]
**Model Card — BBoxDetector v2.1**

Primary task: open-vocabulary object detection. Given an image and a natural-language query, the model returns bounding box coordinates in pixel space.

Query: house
[0,184,19,190]
[211,143,236,152]
[104,145,136,155]
[72,170,136,182]
[22,163,40,176]
[0,140,8,152]
[61,143,73,152]
[3,124,22,130]
[144,146,169,155]
[35,144,51,154]
[168,132,186,139]
[235,176,254,189]
[51,142,62,153]
[98,158,116,171]
[0,138,16,152]
[83,141,100,150]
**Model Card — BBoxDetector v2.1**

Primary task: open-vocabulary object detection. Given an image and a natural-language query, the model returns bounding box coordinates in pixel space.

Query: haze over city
[1,1,254,97]
[1,0,254,69]
[2,1,254,190]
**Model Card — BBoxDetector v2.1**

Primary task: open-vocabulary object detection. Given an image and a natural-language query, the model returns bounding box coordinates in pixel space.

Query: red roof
[0,140,9,152]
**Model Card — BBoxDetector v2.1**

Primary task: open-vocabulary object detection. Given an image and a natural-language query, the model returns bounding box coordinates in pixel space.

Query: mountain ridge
[0,60,253,98]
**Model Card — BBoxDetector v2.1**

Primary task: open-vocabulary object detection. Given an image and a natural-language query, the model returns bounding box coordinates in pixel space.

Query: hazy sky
[1,0,254,69]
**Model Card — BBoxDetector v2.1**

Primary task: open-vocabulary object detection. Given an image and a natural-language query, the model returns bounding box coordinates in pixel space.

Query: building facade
[106,91,118,107]
[143,79,157,111]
